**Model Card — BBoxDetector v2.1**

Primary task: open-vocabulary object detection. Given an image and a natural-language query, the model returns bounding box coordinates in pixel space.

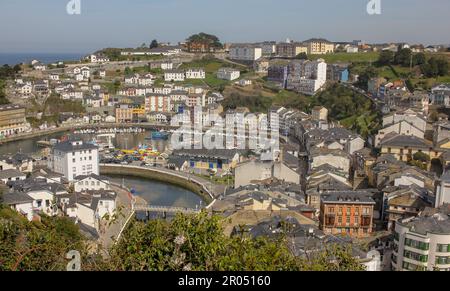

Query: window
[72,158,76,163]
[402,262,426,271]
[437,244,450,253]
[436,257,450,265]
[404,250,428,263]
[405,239,430,251]
[354,217,359,225]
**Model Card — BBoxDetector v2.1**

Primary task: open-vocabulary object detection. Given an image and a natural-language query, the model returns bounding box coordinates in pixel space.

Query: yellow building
[380,134,441,163]
[305,38,335,55]
[115,103,145,123]
[0,105,29,138]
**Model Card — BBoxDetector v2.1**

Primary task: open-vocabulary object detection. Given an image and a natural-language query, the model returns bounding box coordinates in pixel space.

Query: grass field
[309,52,379,63]
[180,58,243,73]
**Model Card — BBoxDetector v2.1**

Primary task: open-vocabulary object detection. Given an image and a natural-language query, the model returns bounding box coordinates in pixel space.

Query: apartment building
[320,191,376,238]
[145,93,172,113]
[229,44,262,61]
[48,140,99,181]
[0,105,30,138]
[304,38,335,55]
[276,42,308,58]
[115,103,145,123]
[392,206,450,271]
[286,59,327,95]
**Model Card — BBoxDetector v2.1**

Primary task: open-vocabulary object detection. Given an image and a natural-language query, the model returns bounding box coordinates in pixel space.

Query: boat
[147,130,170,140]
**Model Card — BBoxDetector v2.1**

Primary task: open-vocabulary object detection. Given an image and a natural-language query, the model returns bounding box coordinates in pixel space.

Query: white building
[185,69,206,79]
[2,192,34,221]
[81,67,90,79]
[287,59,327,95]
[48,140,99,181]
[89,54,110,63]
[49,74,60,81]
[0,169,27,184]
[393,207,450,271]
[164,71,185,82]
[74,174,111,192]
[435,171,450,208]
[217,68,240,81]
[229,44,262,61]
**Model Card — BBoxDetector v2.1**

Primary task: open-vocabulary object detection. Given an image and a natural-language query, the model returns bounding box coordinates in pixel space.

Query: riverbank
[100,164,218,205]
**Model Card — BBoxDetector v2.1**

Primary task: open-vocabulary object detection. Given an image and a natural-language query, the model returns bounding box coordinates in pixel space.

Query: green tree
[394,48,412,67]
[355,66,378,90]
[377,50,394,66]
[108,212,365,271]
[124,67,133,76]
[413,152,430,163]
[150,39,159,49]
[296,52,308,60]
[437,59,449,76]
[413,53,426,66]
[187,32,223,49]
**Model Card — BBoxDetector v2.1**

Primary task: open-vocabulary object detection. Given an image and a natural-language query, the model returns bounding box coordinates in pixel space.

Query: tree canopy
[0,208,365,271]
[108,212,365,271]
[187,33,222,48]
[150,39,159,49]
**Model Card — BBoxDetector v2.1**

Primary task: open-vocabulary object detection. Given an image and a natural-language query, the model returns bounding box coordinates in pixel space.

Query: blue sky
[0,0,449,53]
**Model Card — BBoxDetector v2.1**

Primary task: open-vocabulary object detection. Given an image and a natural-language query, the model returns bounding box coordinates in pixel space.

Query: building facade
[0,105,30,138]
[49,140,99,181]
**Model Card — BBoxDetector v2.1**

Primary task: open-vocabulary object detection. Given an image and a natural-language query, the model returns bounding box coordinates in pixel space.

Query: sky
[0,0,449,53]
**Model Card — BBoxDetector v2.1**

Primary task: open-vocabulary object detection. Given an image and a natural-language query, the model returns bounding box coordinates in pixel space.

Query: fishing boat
[146,130,170,140]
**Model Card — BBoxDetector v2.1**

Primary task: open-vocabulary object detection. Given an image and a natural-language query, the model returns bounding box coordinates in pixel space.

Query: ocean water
[0,53,87,66]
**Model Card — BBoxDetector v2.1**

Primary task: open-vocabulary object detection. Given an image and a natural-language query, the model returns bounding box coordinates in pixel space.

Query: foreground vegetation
[0,203,365,271]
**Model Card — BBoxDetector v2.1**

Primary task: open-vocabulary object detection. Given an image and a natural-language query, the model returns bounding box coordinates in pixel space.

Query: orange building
[319,191,376,238]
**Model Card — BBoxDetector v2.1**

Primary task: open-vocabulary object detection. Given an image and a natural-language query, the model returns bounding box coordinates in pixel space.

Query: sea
[0,53,87,66]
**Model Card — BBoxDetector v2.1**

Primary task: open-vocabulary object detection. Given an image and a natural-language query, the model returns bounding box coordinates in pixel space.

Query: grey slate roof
[399,205,450,235]
[53,141,98,153]
[0,169,26,180]
[2,192,34,205]
[380,134,431,149]
[321,190,376,204]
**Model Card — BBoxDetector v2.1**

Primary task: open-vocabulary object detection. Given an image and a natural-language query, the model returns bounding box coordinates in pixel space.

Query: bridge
[133,203,201,215]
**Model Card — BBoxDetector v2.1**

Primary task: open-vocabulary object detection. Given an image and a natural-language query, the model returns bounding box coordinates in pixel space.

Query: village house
[164,70,185,82]
[217,68,240,81]
[234,159,300,188]
[74,174,111,192]
[379,133,438,164]
[229,44,263,62]
[185,68,206,79]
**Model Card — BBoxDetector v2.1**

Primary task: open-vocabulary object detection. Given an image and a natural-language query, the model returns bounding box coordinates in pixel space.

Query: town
[1,32,450,272]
